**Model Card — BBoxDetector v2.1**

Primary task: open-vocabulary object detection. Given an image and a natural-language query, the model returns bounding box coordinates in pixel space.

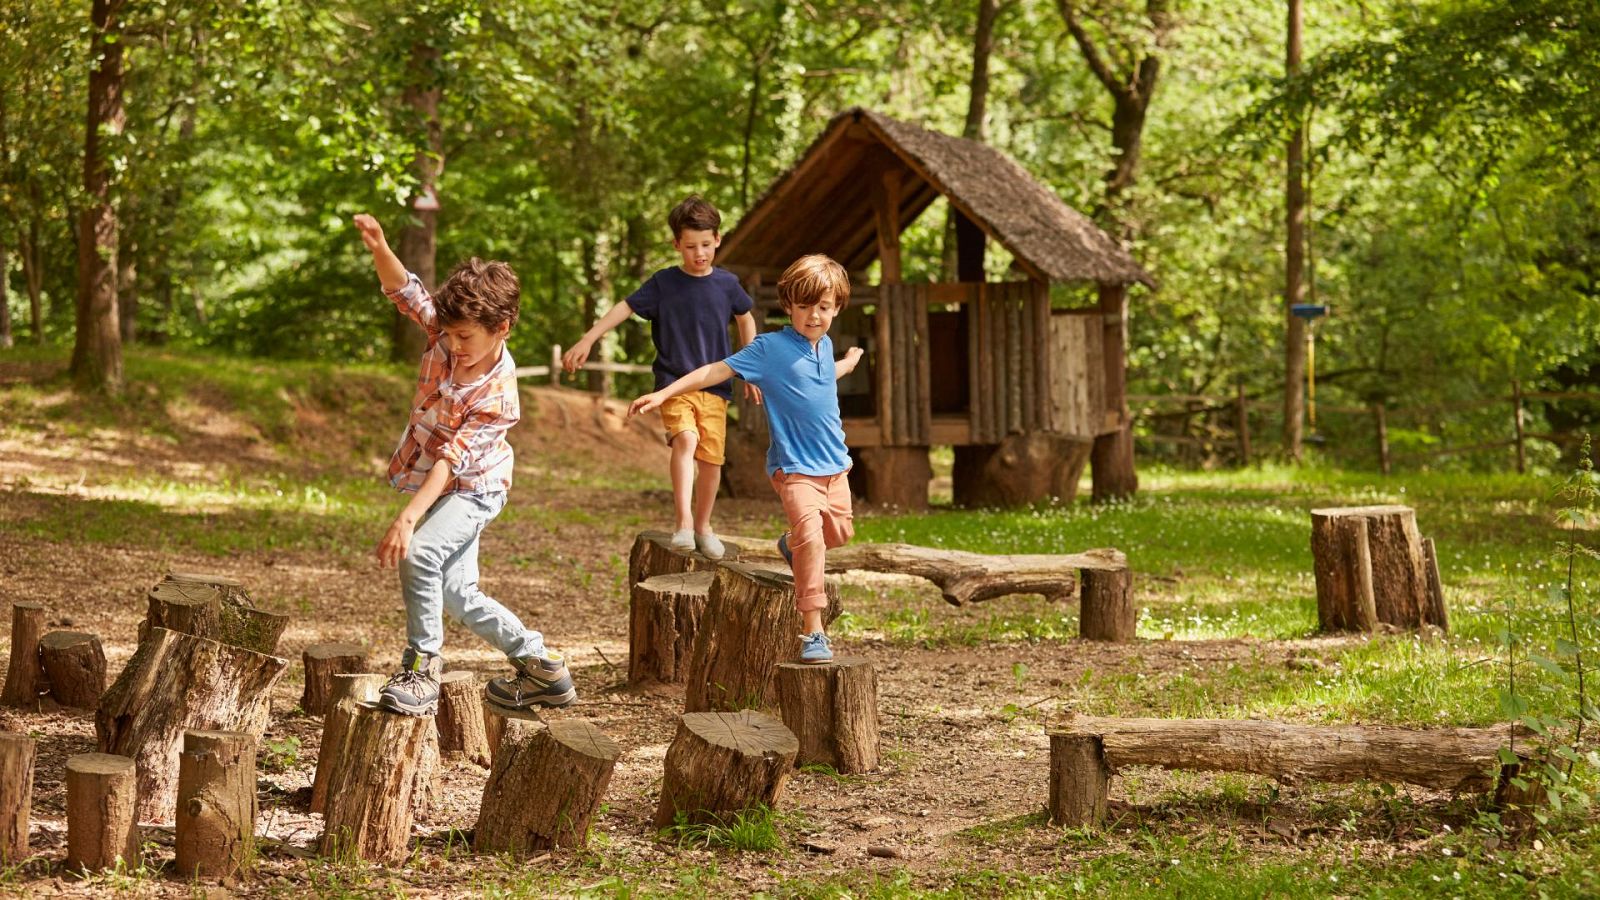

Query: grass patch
[660,805,787,853]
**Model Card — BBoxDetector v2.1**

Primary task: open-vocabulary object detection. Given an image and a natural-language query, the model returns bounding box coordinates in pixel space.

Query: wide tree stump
[436,672,491,767]
[773,658,879,773]
[300,643,368,716]
[1,601,46,709]
[151,574,288,655]
[174,729,256,882]
[1079,562,1135,642]
[163,571,252,607]
[39,631,107,709]
[309,673,385,815]
[1311,505,1446,632]
[629,571,713,686]
[219,606,290,656]
[1048,733,1109,827]
[953,433,1092,508]
[319,702,439,865]
[626,530,737,590]
[475,719,621,854]
[653,710,798,829]
[683,563,842,713]
[96,627,287,823]
[143,582,224,643]
[65,753,139,873]
[484,702,545,764]
[0,733,35,863]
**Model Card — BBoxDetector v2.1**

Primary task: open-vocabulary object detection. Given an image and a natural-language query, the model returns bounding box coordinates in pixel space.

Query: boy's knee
[825,517,854,548]
[670,429,700,449]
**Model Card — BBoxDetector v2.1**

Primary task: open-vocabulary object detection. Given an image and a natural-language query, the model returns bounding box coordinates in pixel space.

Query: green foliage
[660,805,785,853]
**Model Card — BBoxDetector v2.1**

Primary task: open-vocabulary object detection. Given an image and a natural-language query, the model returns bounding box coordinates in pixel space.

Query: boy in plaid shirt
[354,213,575,716]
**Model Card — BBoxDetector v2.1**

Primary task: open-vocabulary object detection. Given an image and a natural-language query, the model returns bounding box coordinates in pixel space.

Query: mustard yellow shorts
[660,391,729,466]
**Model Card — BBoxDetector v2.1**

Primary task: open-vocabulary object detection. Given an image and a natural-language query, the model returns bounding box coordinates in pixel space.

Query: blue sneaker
[777,532,794,566]
[799,632,833,664]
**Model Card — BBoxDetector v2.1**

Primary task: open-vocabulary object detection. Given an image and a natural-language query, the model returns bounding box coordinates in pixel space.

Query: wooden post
[629,571,712,686]
[684,563,841,713]
[475,719,621,855]
[484,702,544,764]
[174,730,256,881]
[65,753,139,873]
[300,643,368,716]
[1079,563,1135,642]
[1091,283,1137,502]
[39,631,107,709]
[319,702,438,865]
[2,602,46,708]
[1373,400,1391,475]
[0,734,35,863]
[653,710,798,829]
[773,659,879,773]
[1511,379,1527,474]
[1048,732,1109,827]
[1235,381,1251,466]
[309,673,385,815]
[435,671,491,767]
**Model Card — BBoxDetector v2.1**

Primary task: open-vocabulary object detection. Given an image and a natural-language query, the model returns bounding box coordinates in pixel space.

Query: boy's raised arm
[353,214,408,293]
[562,301,634,373]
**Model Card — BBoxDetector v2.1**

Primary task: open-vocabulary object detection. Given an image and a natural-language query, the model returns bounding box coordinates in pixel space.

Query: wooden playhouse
[717,108,1152,508]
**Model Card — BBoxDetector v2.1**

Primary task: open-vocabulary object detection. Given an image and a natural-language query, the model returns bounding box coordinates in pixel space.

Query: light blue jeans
[401,491,544,659]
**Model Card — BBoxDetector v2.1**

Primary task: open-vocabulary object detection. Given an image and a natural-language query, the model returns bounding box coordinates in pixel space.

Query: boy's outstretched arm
[628,361,737,417]
[734,311,763,405]
[562,301,634,373]
[835,346,865,380]
[376,459,450,568]
[353,215,408,293]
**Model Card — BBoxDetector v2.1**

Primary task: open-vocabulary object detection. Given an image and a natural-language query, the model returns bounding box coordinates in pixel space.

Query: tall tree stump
[1048,733,1110,827]
[684,563,841,713]
[143,582,224,643]
[96,627,287,823]
[475,719,621,854]
[436,672,491,767]
[653,710,798,829]
[39,631,107,709]
[0,733,35,863]
[629,571,713,686]
[309,673,385,815]
[174,730,256,882]
[626,530,736,590]
[773,659,879,773]
[154,573,288,655]
[1311,505,1446,632]
[1079,561,1135,642]
[319,702,438,865]
[1,602,46,708]
[300,643,369,716]
[484,702,545,764]
[65,753,139,873]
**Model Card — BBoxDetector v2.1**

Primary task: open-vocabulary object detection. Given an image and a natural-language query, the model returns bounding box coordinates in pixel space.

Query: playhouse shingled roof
[719,108,1153,288]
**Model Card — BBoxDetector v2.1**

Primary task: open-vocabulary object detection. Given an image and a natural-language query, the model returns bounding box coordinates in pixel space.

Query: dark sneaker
[486,652,578,709]
[378,648,442,716]
[799,631,833,664]
[777,532,793,566]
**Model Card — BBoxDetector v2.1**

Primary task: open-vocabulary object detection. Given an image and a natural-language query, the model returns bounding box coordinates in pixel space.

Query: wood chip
[867,845,903,859]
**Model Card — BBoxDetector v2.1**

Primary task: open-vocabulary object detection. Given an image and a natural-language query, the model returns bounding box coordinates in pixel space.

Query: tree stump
[626,530,736,590]
[155,573,288,655]
[475,719,621,854]
[484,702,545,764]
[773,659,879,773]
[853,445,932,509]
[174,730,256,882]
[436,672,491,767]
[96,627,287,823]
[629,571,713,686]
[39,631,107,709]
[163,571,252,607]
[300,643,369,716]
[684,563,841,713]
[953,434,1092,508]
[1,602,46,709]
[143,582,224,643]
[309,673,385,815]
[653,710,798,829]
[319,702,438,865]
[65,753,139,873]
[1422,537,1449,632]
[1311,505,1446,632]
[1048,733,1109,827]
[0,733,35,863]
[1079,562,1135,642]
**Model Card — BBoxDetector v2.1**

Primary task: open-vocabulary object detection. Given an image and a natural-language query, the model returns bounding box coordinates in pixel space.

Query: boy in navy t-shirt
[563,196,756,559]
[628,255,862,663]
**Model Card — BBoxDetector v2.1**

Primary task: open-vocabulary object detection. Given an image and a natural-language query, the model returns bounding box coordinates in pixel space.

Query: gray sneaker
[695,531,725,560]
[378,648,442,716]
[669,529,695,552]
[486,652,578,709]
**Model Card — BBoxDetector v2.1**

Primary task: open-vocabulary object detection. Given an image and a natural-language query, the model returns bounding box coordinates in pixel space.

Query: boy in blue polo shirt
[563,196,756,560]
[628,255,862,663]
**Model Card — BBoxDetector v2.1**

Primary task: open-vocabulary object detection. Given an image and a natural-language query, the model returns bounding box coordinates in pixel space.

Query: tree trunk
[65,753,139,872]
[0,241,11,349]
[174,730,255,882]
[39,631,107,709]
[629,571,713,686]
[300,643,369,717]
[942,0,1000,279]
[774,658,880,773]
[953,433,1091,507]
[684,563,841,713]
[117,223,137,344]
[0,733,35,863]
[1048,732,1109,827]
[1079,566,1136,642]
[1310,505,1445,631]
[1283,0,1307,459]
[319,702,438,865]
[2,602,46,709]
[71,0,127,395]
[653,710,798,829]
[392,41,443,364]
[19,219,44,344]
[854,446,932,510]
[627,530,735,591]
[309,673,385,815]
[474,719,621,854]
[435,671,491,767]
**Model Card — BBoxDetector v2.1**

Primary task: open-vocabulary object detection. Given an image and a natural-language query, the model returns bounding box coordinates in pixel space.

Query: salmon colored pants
[771,469,854,612]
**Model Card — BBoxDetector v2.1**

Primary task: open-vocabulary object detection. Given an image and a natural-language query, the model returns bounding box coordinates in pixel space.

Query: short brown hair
[433,258,520,331]
[777,254,850,312]
[668,195,721,237]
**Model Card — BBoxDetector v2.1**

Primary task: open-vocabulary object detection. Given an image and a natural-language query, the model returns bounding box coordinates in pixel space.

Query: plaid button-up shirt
[384,273,519,495]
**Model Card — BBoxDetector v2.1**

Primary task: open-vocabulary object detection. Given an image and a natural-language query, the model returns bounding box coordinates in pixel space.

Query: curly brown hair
[433,258,520,331]
[777,254,850,312]
[668,195,721,238]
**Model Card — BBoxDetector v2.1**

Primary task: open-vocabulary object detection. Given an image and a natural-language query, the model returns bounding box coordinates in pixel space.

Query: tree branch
[1056,0,1127,101]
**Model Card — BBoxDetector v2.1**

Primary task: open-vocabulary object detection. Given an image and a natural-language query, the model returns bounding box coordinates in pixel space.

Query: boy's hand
[376,515,414,569]
[561,340,592,373]
[353,214,388,254]
[743,382,763,406]
[628,392,666,418]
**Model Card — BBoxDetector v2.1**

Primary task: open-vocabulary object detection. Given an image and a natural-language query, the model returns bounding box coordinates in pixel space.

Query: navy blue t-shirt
[626,266,754,400]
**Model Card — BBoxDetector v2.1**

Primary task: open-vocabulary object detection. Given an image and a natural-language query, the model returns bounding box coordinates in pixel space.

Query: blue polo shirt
[626,266,753,400]
[724,327,851,478]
